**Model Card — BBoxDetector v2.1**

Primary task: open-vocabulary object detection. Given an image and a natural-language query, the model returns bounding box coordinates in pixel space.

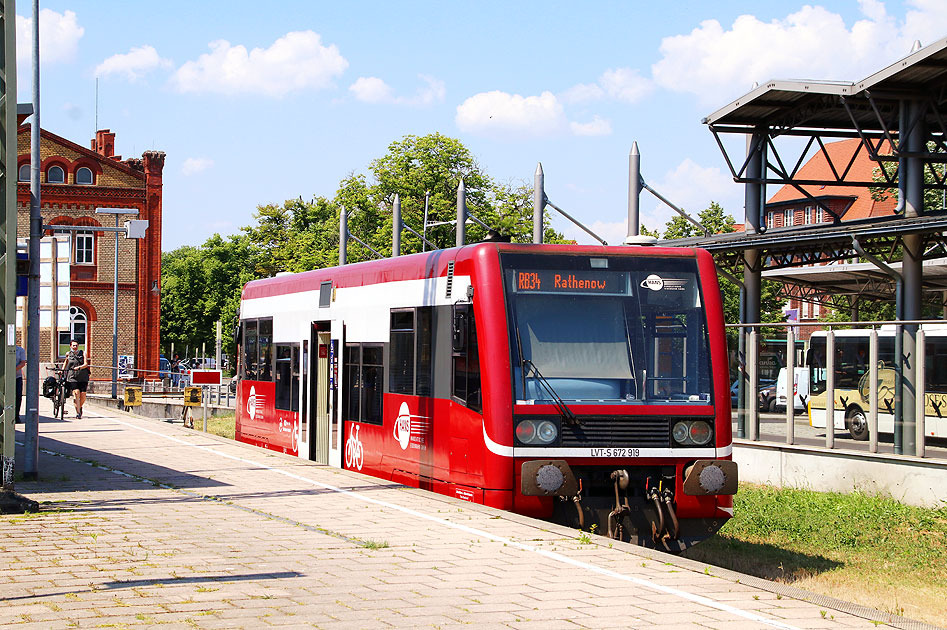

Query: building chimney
[92,129,116,158]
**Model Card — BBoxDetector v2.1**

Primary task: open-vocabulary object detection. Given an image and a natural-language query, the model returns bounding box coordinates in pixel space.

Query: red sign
[190,369,222,385]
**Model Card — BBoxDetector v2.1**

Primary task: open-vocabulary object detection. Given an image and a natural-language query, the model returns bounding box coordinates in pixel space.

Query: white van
[775,367,810,412]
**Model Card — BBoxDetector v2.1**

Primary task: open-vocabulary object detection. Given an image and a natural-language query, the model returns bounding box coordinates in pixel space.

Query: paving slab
[0,398,938,630]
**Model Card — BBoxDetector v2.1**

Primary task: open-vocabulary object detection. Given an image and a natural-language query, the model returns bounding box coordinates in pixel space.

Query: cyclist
[61,339,91,419]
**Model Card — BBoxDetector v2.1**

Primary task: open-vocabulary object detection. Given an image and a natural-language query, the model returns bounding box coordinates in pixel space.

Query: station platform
[1,400,937,629]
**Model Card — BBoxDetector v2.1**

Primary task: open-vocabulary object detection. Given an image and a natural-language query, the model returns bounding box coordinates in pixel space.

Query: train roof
[241,242,708,301]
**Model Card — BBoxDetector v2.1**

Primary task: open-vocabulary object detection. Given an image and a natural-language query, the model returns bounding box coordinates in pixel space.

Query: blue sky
[17,1,947,250]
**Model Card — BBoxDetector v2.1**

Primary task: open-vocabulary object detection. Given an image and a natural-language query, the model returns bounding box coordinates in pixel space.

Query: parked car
[158,357,171,380]
[730,378,777,411]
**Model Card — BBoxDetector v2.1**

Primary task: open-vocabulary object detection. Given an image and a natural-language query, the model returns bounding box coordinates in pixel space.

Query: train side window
[390,309,415,394]
[275,343,299,411]
[319,281,332,307]
[416,307,433,396]
[258,318,274,381]
[344,343,384,425]
[244,320,258,380]
[452,304,481,412]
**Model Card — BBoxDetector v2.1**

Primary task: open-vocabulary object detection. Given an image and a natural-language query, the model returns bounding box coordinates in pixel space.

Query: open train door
[328,319,344,469]
[308,322,332,465]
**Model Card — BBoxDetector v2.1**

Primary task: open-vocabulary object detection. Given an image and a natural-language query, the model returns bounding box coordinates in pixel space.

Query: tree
[161,234,260,359]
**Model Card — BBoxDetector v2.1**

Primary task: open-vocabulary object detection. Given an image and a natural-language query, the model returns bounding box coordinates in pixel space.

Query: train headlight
[536,420,558,444]
[516,420,537,444]
[672,420,713,446]
[515,418,559,446]
[672,421,690,444]
[689,421,712,445]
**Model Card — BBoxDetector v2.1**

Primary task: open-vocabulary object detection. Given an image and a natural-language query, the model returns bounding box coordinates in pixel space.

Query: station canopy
[668,36,947,307]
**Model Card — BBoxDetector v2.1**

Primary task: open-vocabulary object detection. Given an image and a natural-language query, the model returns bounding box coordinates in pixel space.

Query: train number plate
[590,448,640,458]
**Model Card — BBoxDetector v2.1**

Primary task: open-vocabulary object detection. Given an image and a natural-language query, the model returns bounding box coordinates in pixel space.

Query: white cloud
[561,219,629,247]
[639,158,742,232]
[95,45,172,81]
[561,68,652,105]
[181,157,214,176]
[456,90,567,137]
[560,82,604,104]
[650,2,935,105]
[569,115,612,137]
[171,31,348,97]
[599,68,653,103]
[349,74,445,106]
[16,9,84,66]
[349,77,393,103]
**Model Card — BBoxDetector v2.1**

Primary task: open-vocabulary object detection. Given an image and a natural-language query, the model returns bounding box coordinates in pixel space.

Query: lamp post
[95,207,139,399]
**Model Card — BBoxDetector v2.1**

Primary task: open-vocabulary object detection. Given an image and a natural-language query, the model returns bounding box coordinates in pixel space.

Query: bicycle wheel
[57,384,68,420]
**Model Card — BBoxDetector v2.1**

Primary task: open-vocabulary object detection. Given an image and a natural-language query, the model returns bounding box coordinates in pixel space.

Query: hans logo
[246,385,265,421]
[640,274,664,291]
[392,401,432,451]
[394,402,412,450]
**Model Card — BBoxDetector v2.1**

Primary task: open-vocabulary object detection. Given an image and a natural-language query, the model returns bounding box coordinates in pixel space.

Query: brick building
[763,138,898,339]
[16,122,164,382]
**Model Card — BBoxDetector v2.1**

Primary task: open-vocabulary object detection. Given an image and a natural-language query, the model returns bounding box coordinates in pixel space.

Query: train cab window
[275,343,299,412]
[502,253,712,405]
[389,307,434,396]
[344,343,384,425]
[452,304,481,412]
[258,319,274,381]
[243,320,258,379]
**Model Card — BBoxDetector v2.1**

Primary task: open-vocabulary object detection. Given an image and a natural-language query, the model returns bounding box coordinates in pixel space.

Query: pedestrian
[61,339,90,419]
[15,344,26,423]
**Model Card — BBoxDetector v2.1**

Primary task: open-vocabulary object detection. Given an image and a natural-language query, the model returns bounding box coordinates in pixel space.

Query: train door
[298,339,311,460]
[329,319,344,468]
[308,322,332,465]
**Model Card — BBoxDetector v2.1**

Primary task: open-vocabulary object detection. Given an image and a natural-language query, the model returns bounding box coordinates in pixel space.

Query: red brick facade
[16,124,164,380]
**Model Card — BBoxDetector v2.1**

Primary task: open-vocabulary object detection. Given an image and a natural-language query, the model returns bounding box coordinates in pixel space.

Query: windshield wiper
[523,359,580,426]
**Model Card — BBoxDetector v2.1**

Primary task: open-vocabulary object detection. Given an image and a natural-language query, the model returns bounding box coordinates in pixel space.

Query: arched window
[58,306,87,356]
[47,165,65,184]
[18,164,30,181]
[76,167,93,185]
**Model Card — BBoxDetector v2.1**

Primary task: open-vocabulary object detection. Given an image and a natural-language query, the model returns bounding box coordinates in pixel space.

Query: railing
[47,362,237,408]
[728,319,942,459]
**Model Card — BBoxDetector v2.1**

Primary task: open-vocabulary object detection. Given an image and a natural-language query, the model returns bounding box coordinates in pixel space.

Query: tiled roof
[766,138,898,220]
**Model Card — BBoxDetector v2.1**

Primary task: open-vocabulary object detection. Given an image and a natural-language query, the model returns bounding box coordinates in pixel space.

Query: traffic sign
[190,369,222,386]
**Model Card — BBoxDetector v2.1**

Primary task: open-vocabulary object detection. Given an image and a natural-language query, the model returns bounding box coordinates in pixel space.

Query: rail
[727,319,944,459]
[46,361,236,408]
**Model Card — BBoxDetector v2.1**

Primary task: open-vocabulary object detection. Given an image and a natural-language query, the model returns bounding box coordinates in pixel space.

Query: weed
[577,532,592,545]
[362,540,389,550]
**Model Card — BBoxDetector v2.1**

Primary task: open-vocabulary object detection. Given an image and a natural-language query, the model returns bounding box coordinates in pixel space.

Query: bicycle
[43,367,70,420]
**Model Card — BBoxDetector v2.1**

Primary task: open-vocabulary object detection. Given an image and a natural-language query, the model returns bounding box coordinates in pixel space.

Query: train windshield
[502,253,713,405]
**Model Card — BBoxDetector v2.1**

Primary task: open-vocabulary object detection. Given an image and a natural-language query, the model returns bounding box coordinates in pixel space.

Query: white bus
[807,326,947,441]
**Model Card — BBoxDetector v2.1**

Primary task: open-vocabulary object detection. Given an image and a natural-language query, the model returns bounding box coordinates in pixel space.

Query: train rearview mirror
[452,305,468,352]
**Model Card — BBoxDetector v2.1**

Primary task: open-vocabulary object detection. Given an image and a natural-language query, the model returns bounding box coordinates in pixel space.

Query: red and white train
[235,242,737,550]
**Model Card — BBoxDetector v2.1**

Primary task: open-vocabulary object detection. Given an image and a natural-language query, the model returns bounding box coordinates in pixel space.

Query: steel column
[24,0,40,479]
[826,330,835,447]
[785,328,795,444]
[339,207,347,266]
[627,143,640,239]
[1,0,17,492]
[869,328,879,453]
[456,180,466,247]
[392,194,401,257]
[532,163,543,244]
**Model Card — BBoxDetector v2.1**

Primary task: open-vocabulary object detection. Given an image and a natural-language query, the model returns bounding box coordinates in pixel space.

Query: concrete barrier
[734,440,947,508]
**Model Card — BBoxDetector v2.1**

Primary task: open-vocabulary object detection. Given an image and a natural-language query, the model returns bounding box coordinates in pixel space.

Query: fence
[730,319,943,459]
[45,362,237,408]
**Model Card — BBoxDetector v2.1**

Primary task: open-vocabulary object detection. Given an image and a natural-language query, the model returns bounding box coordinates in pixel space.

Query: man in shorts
[62,339,90,419]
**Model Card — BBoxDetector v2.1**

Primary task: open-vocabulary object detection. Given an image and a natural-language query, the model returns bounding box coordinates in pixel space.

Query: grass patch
[188,414,235,440]
[682,484,947,626]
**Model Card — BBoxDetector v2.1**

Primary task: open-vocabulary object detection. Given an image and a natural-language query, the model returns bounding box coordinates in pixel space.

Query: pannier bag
[42,376,58,399]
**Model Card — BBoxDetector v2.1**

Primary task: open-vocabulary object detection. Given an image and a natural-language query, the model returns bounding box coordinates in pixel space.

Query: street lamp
[95,207,139,399]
